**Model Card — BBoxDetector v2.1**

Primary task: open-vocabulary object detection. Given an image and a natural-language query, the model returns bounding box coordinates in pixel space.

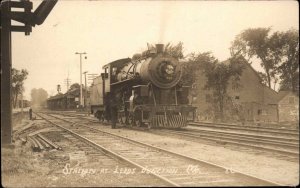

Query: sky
[11,0,299,100]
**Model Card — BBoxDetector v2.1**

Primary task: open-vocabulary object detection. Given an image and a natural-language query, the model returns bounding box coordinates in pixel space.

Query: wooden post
[1,1,13,145]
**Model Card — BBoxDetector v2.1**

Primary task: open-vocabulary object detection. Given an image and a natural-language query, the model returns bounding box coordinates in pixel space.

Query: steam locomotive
[90,44,196,128]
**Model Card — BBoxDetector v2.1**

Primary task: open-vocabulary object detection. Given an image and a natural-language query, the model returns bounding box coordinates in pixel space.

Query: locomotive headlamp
[165,64,174,75]
[158,61,175,80]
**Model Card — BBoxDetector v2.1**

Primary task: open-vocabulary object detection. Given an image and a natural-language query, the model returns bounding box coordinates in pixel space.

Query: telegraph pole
[75,52,87,108]
[83,71,88,108]
[64,78,71,91]
[1,1,13,145]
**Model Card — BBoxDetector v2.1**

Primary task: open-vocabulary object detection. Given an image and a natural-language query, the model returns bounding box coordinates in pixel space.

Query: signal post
[1,0,57,145]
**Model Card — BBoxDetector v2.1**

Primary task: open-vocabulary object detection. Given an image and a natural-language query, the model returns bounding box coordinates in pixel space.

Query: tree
[68,83,80,91]
[12,68,28,108]
[280,72,299,92]
[230,28,281,89]
[276,29,299,92]
[202,55,245,121]
[181,52,217,86]
[257,71,268,86]
[31,88,48,108]
[163,42,184,59]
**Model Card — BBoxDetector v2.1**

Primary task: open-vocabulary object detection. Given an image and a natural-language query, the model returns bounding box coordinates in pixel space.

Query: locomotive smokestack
[156,44,164,54]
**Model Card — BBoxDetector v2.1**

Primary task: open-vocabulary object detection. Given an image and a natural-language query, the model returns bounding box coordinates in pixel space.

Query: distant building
[47,88,89,110]
[14,94,31,109]
[193,59,299,124]
[47,93,65,109]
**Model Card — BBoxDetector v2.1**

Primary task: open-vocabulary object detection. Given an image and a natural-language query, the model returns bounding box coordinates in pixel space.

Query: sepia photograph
[1,0,299,187]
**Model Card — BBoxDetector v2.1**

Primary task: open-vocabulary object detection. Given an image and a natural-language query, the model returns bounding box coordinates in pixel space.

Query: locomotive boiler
[90,44,196,128]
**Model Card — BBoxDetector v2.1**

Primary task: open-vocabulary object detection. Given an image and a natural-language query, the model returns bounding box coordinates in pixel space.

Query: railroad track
[192,121,299,131]
[46,111,299,160]
[189,122,299,137]
[121,126,299,162]
[34,112,168,186]
[153,128,299,158]
[37,112,281,186]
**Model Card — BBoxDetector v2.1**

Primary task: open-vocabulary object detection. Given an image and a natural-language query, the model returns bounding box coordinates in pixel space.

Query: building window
[289,97,295,104]
[235,96,240,100]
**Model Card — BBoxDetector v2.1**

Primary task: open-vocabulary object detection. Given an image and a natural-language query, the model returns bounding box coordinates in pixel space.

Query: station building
[47,88,89,110]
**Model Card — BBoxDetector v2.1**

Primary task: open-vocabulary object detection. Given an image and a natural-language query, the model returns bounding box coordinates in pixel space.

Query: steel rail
[44,112,282,186]
[193,121,299,132]
[154,129,299,157]
[49,111,299,137]
[189,122,299,136]
[36,135,51,148]
[114,125,299,161]
[50,112,299,155]
[32,136,44,150]
[165,129,299,149]
[187,127,299,143]
[28,136,38,149]
[46,113,299,157]
[47,111,298,133]
[37,133,61,150]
